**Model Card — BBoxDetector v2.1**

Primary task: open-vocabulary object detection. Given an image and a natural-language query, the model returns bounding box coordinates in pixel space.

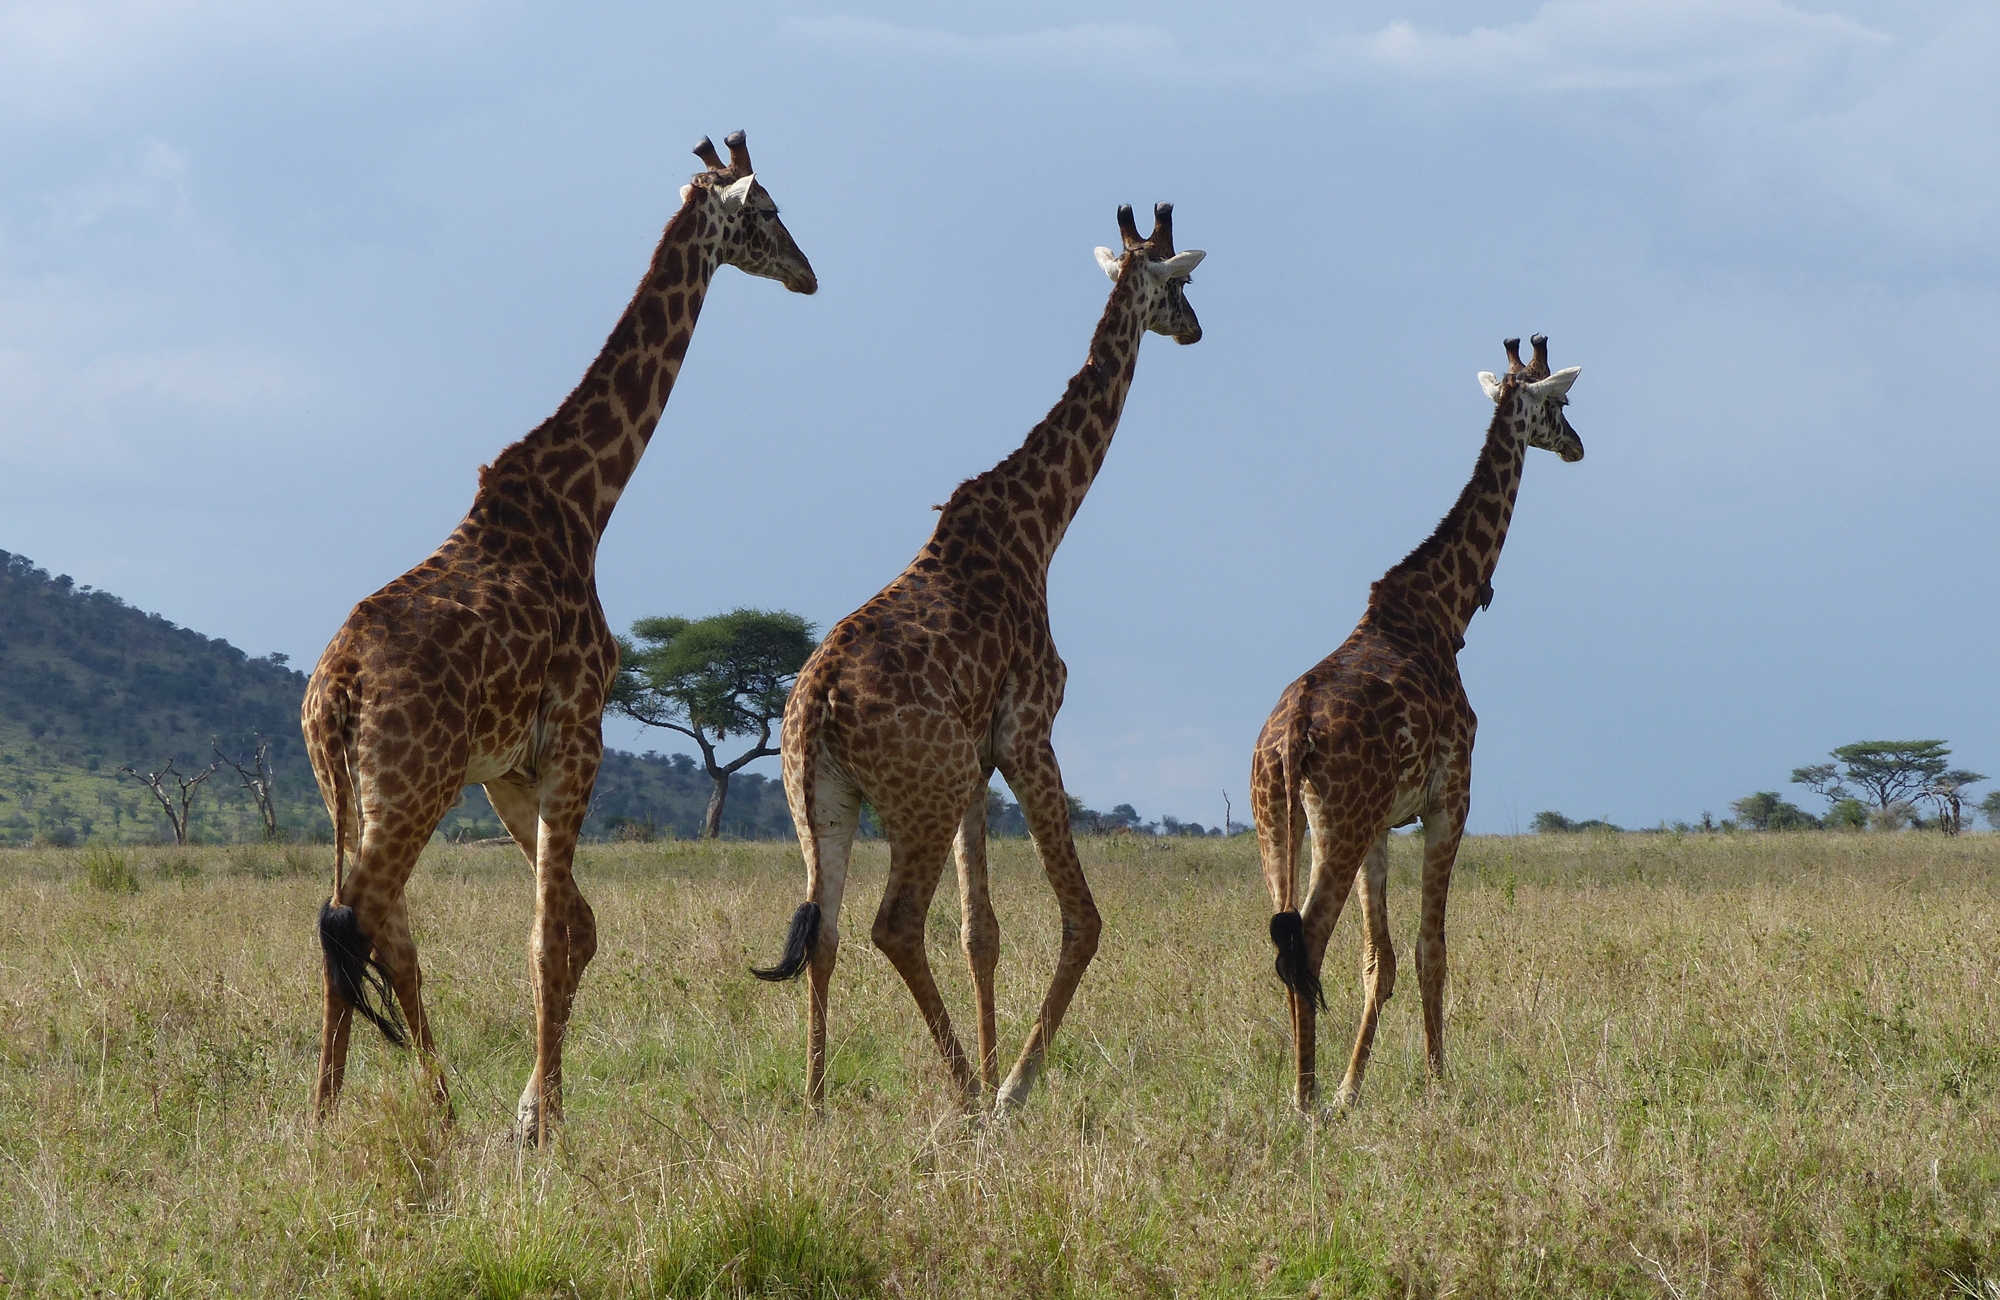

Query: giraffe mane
[1371,396,1514,607]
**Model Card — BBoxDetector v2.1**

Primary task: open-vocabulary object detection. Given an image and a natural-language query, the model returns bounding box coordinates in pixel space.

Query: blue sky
[2,1,1995,831]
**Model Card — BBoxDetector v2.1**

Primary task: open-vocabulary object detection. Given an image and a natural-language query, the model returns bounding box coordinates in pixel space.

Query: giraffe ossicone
[1250,333,1584,1113]
[756,200,1204,1114]
[302,130,815,1147]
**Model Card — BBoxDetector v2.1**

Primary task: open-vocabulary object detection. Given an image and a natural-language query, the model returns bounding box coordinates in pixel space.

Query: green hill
[0,550,793,846]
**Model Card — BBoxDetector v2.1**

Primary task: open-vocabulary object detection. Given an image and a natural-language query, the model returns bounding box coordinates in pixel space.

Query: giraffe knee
[871,912,922,963]
[1062,902,1101,963]
[961,913,1000,971]
[571,899,599,969]
[1368,947,1397,1000]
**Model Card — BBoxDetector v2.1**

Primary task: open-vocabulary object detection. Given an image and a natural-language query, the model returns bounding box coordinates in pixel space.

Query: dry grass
[1,831,1998,1297]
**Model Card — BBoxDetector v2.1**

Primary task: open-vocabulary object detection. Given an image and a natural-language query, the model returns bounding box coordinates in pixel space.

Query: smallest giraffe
[1250,334,1583,1112]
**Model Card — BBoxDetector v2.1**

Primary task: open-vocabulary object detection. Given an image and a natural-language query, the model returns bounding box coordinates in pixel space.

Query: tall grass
[0,832,1996,1295]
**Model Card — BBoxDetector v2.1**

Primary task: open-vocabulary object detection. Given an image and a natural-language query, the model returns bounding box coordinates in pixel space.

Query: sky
[2,0,1996,833]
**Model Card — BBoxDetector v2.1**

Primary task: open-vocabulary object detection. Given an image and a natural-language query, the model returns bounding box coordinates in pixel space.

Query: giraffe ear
[679,184,694,204]
[1478,371,1504,401]
[716,174,757,213]
[1525,367,1581,402]
[1094,247,1122,281]
[1153,249,1205,280]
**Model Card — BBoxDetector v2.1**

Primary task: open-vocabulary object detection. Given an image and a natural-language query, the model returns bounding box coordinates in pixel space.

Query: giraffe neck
[929,269,1150,573]
[479,193,723,547]
[1371,396,1529,642]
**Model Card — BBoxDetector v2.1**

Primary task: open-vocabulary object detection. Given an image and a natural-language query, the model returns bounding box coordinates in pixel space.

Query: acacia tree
[1793,741,1981,832]
[215,735,280,842]
[1924,769,1987,836]
[120,758,218,846]
[609,609,816,839]
[1730,791,1819,830]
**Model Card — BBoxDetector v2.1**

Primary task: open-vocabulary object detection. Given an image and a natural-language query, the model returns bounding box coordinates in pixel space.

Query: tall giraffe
[304,132,816,1145]
[754,203,1204,1111]
[1250,335,1583,1111]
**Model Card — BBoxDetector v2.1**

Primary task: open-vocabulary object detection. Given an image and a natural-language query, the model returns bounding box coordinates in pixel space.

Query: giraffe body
[303,133,815,1144]
[1251,335,1582,1111]
[756,204,1204,1111]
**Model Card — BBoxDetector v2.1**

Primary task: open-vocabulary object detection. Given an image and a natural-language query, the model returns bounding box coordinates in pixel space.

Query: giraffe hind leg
[1334,831,1395,1108]
[872,828,978,1104]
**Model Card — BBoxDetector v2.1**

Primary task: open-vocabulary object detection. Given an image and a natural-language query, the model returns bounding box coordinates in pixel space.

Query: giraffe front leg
[994,746,1101,1112]
[515,747,600,1148]
[954,773,1001,1102]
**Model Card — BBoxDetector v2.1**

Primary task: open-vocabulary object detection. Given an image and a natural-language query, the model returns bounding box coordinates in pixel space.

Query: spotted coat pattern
[1250,335,1584,1111]
[302,133,815,1144]
[775,206,1203,1111]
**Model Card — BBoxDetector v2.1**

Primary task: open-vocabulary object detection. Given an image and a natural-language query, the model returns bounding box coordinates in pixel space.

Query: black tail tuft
[751,902,822,982]
[1269,910,1324,1010]
[319,900,408,1047]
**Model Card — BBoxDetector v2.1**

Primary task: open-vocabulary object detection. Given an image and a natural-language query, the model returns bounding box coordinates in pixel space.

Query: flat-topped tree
[609,609,817,838]
[302,131,816,1146]
[1251,334,1585,1112]
[755,202,1204,1112]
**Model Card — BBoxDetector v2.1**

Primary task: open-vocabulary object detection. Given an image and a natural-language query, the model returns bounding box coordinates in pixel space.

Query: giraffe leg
[1294,808,1369,1111]
[373,889,452,1118]
[1417,797,1468,1082]
[954,772,1001,1100]
[803,769,861,1111]
[483,779,541,869]
[515,735,601,1149]
[314,805,450,1118]
[1334,832,1396,1108]
[993,746,1101,1111]
[316,977,354,1119]
[871,821,976,1104]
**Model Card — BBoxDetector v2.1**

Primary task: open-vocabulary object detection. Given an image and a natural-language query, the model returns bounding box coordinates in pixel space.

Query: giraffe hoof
[515,1091,545,1146]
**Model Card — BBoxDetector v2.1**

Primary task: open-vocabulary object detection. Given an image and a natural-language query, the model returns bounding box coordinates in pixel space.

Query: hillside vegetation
[0,550,794,845]
[2,831,1996,1295]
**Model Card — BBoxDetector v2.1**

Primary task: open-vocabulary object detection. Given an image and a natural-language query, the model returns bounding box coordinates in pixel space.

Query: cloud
[1355,0,1889,93]
[39,140,193,234]
[784,1,1891,96]
[0,0,492,124]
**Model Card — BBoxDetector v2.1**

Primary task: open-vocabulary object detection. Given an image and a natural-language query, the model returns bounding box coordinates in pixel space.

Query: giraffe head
[1093,202,1205,344]
[679,131,818,295]
[1478,334,1583,461]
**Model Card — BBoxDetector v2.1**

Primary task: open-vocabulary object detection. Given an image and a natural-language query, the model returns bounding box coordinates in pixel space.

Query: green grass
[2,831,1998,1295]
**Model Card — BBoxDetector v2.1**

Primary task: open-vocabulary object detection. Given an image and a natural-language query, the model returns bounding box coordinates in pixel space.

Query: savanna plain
[2,831,1997,1298]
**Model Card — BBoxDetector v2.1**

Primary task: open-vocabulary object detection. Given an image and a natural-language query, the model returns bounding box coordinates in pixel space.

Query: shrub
[80,845,139,893]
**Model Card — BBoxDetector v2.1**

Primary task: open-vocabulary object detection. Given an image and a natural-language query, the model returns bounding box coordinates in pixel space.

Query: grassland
[2,831,1997,1297]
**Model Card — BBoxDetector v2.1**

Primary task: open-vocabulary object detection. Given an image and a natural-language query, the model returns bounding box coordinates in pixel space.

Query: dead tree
[120,758,219,846]
[215,735,280,842]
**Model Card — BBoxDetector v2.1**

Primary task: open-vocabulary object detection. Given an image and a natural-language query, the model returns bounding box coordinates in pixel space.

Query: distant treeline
[0,549,1232,847]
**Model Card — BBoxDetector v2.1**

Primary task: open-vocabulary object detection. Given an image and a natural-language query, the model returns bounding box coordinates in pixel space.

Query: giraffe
[1250,334,1583,1112]
[753,203,1204,1111]
[303,131,816,1145]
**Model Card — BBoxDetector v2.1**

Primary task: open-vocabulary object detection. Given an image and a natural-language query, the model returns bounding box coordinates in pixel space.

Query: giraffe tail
[1268,708,1324,1010]
[311,687,408,1047]
[752,674,826,983]
[319,901,409,1047]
